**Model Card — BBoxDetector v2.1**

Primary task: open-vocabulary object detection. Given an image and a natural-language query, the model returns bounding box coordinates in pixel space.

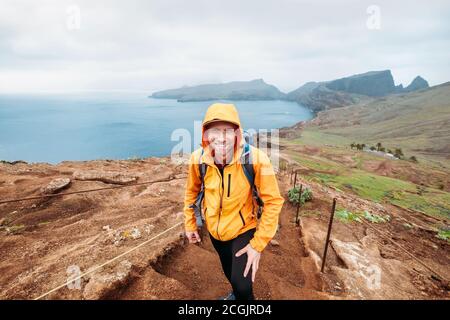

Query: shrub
[436,228,450,242]
[363,210,390,223]
[288,186,313,205]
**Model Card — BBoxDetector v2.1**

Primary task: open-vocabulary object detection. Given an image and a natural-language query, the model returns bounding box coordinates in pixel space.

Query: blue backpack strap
[241,143,264,219]
[189,149,207,227]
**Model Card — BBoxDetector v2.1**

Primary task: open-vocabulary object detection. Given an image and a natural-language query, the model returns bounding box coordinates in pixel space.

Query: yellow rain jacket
[183,103,284,252]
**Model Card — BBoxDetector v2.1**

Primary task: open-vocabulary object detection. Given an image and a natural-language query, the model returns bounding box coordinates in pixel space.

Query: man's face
[205,121,237,163]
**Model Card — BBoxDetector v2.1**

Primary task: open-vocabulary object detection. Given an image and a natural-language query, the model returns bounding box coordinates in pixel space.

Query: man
[183,103,284,300]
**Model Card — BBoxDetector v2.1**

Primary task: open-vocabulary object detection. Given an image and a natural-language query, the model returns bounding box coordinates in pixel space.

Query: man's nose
[216,134,226,143]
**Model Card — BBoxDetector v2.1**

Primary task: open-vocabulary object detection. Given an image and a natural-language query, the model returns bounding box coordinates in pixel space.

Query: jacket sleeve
[249,150,285,252]
[183,151,202,232]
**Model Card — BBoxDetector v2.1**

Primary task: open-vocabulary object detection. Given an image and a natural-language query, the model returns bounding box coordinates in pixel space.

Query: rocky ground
[0,151,449,299]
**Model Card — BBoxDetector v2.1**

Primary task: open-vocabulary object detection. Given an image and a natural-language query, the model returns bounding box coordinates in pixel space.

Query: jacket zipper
[216,166,224,240]
[227,174,231,197]
[238,210,245,226]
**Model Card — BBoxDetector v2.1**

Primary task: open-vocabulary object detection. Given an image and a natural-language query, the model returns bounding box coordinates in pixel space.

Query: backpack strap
[189,149,207,227]
[241,143,264,219]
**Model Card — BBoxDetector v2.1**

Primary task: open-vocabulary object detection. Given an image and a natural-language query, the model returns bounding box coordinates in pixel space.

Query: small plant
[394,148,404,159]
[436,228,450,243]
[335,209,362,223]
[287,187,313,205]
[128,155,143,162]
[417,185,426,196]
[6,224,26,235]
[409,156,418,163]
[403,223,414,230]
[385,190,404,200]
[363,210,390,223]
[376,142,382,151]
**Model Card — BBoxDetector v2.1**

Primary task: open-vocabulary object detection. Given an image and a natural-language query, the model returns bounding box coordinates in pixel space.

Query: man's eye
[209,129,221,135]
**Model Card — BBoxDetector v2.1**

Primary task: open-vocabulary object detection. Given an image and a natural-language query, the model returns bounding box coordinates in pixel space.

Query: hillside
[0,157,448,300]
[287,70,429,112]
[151,79,286,102]
[302,82,450,168]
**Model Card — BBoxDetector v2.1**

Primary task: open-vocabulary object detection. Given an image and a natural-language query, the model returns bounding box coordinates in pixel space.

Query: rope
[0,176,176,204]
[317,203,449,282]
[289,180,449,283]
[358,218,448,282]
[33,221,183,300]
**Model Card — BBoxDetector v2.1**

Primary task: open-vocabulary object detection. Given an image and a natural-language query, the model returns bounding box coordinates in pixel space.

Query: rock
[325,70,396,97]
[270,239,280,246]
[40,178,71,194]
[102,225,112,232]
[130,228,141,240]
[1,160,28,165]
[144,224,155,234]
[404,76,429,92]
[73,170,138,185]
[83,260,132,299]
[174,212,184,221]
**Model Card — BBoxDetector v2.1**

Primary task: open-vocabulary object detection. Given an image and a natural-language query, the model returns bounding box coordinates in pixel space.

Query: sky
[0,0,449,93]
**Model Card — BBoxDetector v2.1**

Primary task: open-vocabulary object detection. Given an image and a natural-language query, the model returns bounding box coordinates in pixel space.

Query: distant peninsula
[150,79,286,102]
[150,70,430,112]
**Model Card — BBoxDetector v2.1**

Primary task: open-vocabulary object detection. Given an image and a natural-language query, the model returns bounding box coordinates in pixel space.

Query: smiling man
[184,103,284,300]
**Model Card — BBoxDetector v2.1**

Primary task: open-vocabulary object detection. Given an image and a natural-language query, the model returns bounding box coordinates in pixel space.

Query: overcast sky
[0,0,449,93]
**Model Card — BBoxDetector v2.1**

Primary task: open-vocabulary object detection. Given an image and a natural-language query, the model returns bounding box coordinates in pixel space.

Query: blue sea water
[0,92,313,164]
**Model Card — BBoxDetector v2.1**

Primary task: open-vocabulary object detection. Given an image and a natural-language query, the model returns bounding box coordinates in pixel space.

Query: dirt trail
[118,172,330,300]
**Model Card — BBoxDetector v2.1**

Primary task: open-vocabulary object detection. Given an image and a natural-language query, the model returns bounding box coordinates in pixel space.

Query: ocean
[0,92,313,164]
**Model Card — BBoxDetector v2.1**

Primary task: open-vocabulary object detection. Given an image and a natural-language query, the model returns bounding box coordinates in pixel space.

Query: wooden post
[293,171,297,188]
[321,198,337,273]
[295,184,303,226]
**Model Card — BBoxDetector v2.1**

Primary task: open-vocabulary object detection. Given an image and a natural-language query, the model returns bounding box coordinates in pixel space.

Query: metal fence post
[295,184,303,226]
[321,198,337,273]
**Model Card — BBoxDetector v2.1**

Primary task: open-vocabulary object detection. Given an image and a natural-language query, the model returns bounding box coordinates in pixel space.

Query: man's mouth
[214,144,228,152]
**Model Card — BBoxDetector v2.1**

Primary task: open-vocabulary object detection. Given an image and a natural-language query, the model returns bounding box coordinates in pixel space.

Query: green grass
[389,189,450,218]
[335,209,362,223]
[306,170,450,219]
[288,152,345,173]
[6,224,26,235]
[283,119,450,220]
[287,129,352,148]
[335,209,390,224]
[363,210,390,223]
[436,228,450,242]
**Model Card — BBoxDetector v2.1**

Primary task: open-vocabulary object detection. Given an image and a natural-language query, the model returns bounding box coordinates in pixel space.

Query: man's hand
[235,243,261,282]
[185,230,201,243]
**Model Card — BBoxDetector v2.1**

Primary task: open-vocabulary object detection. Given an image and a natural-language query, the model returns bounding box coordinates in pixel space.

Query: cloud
[0,0,449,93]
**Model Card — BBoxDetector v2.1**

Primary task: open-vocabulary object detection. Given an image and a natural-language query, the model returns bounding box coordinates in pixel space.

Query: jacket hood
[201,103,244,165]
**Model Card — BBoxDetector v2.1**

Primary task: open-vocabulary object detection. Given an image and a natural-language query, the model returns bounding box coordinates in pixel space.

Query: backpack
[189,141,264,228]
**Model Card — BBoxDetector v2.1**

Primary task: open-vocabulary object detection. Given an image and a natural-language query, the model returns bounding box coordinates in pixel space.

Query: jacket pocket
[238,210,245,226]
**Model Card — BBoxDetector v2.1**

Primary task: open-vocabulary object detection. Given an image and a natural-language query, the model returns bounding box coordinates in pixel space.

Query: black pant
[209,228,256,300]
